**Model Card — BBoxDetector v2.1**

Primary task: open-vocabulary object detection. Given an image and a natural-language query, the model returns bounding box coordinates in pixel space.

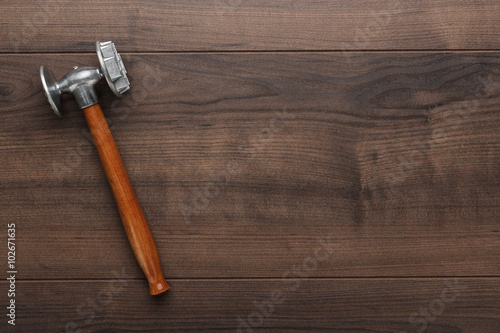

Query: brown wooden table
[1,1,499,332]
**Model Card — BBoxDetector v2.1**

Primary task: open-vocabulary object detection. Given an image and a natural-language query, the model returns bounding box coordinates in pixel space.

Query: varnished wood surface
[5,278,500,332]
[1,53,500,282]
[2,0,500,52]
[1,1,500,332]
[1,52,499,331]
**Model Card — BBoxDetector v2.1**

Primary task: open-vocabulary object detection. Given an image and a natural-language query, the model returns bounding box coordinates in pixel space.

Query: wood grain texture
[1,53,499,282]
[1,0,500,331]
[1,278,498,332]
[2,0,500,52]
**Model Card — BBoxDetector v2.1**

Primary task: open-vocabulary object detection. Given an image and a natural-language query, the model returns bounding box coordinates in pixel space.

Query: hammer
[40,41,169,295]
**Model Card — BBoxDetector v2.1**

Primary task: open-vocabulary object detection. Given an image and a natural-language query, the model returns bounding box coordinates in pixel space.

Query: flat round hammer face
[40,65,63,117]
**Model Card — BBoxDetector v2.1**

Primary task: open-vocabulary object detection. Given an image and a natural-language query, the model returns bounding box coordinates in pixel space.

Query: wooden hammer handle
[83,103,169,295]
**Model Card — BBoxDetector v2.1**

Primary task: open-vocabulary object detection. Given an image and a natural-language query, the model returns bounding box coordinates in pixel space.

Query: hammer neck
[58,66,104,109]
[73,84,100,109]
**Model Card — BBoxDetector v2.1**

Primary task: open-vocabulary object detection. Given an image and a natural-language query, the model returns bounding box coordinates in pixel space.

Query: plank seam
[2,49,500,56]
[10,276,500,282]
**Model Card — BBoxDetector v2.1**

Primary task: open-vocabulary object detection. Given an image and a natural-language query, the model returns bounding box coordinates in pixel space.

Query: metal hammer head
[40,41,130,116]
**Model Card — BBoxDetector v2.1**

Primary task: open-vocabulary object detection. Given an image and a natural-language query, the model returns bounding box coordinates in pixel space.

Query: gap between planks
[9,276,500,282]
[2,49,500,56]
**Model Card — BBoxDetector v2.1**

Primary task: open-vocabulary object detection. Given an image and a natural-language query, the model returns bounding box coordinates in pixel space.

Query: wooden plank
[2,278,499,332]
[2,1,500,53]
[1,53,500,280]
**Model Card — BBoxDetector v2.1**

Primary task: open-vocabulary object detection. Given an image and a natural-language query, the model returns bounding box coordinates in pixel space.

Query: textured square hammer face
[99,41,130,95]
